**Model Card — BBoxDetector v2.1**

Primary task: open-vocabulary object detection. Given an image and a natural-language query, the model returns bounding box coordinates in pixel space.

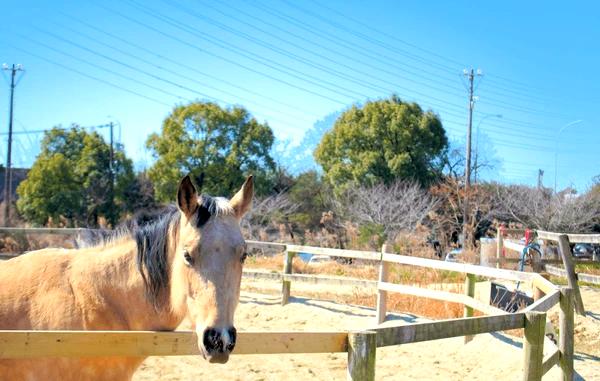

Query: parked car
[307,255,331,265]
[573,244,594,259]
[444,248,462,262]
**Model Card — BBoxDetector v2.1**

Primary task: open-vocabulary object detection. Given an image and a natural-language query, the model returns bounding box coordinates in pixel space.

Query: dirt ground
[133,279,600,381]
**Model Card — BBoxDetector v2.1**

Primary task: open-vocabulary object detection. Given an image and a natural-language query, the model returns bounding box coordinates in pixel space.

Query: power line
[45,18,318,125]
[303,0,466,69]
[252,0,576,119]
[56,11,323,122]
[94,2,351,106]
[8,44,173,106]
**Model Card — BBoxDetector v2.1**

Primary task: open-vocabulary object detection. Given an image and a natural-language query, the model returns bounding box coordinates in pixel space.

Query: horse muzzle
[200,326,237,364]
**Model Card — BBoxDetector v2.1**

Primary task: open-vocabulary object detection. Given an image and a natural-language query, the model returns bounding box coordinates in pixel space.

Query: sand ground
[134,279,600,381]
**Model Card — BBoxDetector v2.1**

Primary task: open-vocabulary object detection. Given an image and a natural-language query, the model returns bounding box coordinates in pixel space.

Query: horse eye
[183,250,194,266]
[240,252,248,264]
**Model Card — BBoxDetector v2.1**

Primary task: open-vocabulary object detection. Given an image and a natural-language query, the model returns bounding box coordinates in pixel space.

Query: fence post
[347,330,376,381]
[464,273,476,343]
[375,244,390,325]
[281,249,294,305]
[559,287,574,381]
[522,311,546,381]
[557,235,585,315]
[496,228,504,269]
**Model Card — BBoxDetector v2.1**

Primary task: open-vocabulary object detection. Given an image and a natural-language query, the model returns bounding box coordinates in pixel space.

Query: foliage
[16,126,136,226]
[288,171,329,228]
[314,95,447,192]
[146,102,275,201]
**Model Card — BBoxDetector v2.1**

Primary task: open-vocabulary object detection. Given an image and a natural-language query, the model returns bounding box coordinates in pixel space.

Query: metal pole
[462,69,476,247]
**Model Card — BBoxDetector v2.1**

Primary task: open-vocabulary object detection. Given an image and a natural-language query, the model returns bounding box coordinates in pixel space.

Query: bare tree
[494,184,600,232]
[241,192,300,240]
[342,181,438,242]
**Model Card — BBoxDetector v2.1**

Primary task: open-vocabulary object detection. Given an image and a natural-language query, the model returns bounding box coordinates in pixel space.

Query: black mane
[76,195,230,306]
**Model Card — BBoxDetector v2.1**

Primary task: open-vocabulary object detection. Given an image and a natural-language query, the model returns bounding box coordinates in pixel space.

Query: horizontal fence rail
[537,230,600,244]
[0,227,93,235]
[0,330,348,358]
[376,313,525,347]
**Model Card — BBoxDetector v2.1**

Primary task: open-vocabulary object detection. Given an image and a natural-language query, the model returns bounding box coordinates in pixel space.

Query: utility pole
[2,64,24,226]
[109,121,114,221]
[537,169,544,190]
[462,68,482,248]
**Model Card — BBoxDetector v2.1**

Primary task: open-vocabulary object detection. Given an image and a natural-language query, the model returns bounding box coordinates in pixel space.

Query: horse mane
[77,195,234,306]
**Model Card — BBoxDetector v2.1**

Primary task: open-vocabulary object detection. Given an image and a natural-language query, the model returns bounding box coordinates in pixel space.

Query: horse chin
[207,353,230,364]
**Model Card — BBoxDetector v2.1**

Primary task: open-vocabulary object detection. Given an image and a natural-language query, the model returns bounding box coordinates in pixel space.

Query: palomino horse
[0,174,253,380]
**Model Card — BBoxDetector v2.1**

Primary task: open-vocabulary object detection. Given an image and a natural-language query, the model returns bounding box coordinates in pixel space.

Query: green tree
[16,126,136,226]
[288,170,329,229]
[146,102,275,200]
[315,96,447,191]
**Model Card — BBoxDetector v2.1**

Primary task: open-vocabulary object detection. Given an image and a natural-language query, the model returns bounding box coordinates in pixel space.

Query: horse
[0,174,254,381]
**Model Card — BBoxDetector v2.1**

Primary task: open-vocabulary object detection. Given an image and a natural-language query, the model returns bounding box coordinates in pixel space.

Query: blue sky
[1,0,599,191]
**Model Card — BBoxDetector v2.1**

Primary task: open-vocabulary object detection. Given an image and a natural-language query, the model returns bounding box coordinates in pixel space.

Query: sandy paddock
[134,280,600,381]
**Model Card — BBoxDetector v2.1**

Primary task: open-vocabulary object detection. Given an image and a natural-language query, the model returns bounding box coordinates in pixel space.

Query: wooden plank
[557,235,585,315]
[379,281,506,316]
[523,290,560,313]
[532,274,557,295]
[347,330,376,381]
[378,282,468,306]
[376,244,390,325]
[559,288,574,381]
[541,347,560,375]
[381,253,537,283]
[281,273,377,288]
[0,330,348,358]
[0,227,93,235]
[545,264,600,285]
[497,229,504,269]
[523,311,546,381]
[246,240,287,251]
[281,250,294,305]
[504,240,526,253]
[286,244,381,261]
[464,274,476,342]
[243,270,378,289]
[537,230,600,244]
[376,313,525,347]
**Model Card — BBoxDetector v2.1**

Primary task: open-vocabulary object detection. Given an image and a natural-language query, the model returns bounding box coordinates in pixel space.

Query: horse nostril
[225,327,237,352]
[203,328,223,353]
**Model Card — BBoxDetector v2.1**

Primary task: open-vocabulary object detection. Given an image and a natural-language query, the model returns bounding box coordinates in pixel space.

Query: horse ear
[230,175,253,219]
[177,175,198,218]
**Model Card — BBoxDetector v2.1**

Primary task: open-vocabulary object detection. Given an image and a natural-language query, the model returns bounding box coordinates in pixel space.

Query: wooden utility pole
[2,64,24,226]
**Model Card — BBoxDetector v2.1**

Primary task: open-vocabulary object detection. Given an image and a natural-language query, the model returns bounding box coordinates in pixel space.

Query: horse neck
[75,238,185,331]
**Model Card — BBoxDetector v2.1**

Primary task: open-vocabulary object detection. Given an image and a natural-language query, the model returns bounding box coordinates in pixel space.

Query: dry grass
[243,284,464,320]
[244,253,469,320]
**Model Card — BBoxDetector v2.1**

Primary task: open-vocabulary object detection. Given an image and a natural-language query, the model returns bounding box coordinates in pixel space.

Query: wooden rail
[537,230,600,244]
[376,313,524,347]
[0,330,348,358]
[0,227,92,235]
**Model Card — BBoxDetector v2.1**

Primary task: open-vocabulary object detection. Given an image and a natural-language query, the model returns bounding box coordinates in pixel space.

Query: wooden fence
[0,228,577,380]
[496,229,600,315]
